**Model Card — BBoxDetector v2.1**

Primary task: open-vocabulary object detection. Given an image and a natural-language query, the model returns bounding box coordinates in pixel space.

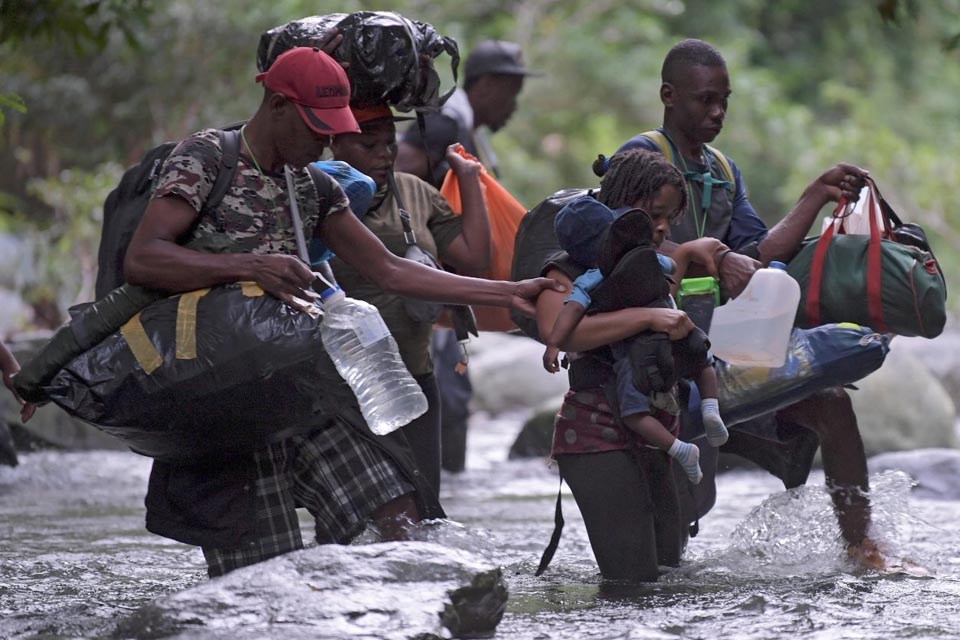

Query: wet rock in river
[869,448,960,500]
[850,346,957,457]
[468,333,568,416]
[113,540,508,640]
[509,403,558,459]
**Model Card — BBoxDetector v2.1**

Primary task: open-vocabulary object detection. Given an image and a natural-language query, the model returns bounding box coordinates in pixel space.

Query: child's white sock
[668,439,702,485]
[701,398,728,447]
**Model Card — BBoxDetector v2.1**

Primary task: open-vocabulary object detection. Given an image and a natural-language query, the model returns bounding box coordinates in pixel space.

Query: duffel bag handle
[806,186,889,333]
[805,200,841,327]
[864,181,888,332]
[866,177,901,236]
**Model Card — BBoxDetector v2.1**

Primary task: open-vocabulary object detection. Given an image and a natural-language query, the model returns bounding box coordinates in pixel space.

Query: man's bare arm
[124,195,314,304]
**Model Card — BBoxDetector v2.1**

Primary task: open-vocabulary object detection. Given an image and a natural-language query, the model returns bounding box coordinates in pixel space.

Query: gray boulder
[0,288,33,336]
[869,448,960,500]
[509,402,559,459]
[2,400,128,453]
[0,232,36,290]
[468,333,568,416]
[850,346,957,457]
[893,320,960,408]
[113,541,508,640]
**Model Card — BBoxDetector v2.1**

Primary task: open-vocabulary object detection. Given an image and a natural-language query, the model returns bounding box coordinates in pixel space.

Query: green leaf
[0,93,27,113]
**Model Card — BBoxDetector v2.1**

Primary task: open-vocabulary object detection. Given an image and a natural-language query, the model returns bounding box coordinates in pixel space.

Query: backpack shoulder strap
[639,129,675,164]
[641,129,736,188]
[200,128,241,218]
[704,144,735,186]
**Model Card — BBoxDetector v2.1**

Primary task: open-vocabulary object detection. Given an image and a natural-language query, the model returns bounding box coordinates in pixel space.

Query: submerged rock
[509,407,557,460]
[869,448,960,500]
[113,541,508,640]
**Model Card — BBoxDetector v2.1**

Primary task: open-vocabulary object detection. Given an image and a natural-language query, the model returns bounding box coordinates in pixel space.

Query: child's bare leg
[697,366,728,447]
[623,413,702,484]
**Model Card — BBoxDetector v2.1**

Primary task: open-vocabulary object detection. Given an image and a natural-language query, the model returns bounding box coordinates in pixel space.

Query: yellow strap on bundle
[120,312,163,374]
[176,288,210,360]
[241,282,264,297]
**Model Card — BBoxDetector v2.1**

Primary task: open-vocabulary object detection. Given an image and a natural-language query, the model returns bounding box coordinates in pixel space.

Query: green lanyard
[659,130,732,239]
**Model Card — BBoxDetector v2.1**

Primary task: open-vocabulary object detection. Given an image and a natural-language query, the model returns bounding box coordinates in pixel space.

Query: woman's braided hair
[592,148,687,215]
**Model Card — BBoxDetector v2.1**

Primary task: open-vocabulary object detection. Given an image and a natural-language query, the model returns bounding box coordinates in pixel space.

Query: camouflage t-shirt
[152,128,350,255]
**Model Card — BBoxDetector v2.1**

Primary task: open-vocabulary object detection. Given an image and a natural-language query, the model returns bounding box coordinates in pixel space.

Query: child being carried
[543,194,728,484]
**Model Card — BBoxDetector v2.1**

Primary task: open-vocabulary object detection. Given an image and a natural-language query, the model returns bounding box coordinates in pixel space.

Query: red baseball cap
[255,47,360,135]
[351,104,416,127]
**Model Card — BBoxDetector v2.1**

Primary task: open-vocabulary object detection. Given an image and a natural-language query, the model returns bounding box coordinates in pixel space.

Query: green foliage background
[1,0,959,326]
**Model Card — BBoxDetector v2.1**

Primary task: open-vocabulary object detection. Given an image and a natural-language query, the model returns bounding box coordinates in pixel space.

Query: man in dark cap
[396,40,540,474]
[396,39,539,187]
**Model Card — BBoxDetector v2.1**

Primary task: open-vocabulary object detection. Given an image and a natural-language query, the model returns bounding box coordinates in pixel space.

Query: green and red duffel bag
[787,177,946,338]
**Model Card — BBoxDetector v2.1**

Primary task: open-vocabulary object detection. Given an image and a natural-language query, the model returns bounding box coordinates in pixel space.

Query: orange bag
[440,145,526,331]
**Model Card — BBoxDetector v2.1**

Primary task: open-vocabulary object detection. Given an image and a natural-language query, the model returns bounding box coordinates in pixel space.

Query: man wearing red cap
[123,47,560,577]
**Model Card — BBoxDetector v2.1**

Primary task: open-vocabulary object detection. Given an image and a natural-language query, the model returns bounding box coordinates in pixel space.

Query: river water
[2,412,959,639]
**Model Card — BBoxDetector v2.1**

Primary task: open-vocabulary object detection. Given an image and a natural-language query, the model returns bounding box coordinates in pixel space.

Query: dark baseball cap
[554,196,616,268]
[464,40,542,82]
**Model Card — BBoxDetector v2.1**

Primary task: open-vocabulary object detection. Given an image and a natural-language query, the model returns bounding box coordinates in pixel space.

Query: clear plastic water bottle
[319,286,428,435]
[708,261,800,367]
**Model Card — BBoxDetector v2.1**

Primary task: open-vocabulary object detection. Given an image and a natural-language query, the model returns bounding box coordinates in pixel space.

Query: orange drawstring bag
[440,145,526,331]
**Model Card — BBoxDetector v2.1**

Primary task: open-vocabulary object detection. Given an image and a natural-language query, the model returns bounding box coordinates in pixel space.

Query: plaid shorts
[202,419,414,577]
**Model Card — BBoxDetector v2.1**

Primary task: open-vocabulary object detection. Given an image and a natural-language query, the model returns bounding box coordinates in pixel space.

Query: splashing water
[2,413,959,639]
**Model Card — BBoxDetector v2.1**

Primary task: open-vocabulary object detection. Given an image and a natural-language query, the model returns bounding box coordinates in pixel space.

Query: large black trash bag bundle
[256,11,460,112]
[14,235,239,405]
[40,283,354,462]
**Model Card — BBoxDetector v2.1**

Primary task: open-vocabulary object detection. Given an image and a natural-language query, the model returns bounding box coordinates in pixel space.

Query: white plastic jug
[708,261,800,367]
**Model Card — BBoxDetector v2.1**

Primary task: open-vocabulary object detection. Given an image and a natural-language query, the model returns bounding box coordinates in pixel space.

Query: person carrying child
[541,153,727,485]
[533,147,725,581]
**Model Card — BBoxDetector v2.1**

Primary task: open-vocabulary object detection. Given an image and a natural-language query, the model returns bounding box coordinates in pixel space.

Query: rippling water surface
[2,412,958,639]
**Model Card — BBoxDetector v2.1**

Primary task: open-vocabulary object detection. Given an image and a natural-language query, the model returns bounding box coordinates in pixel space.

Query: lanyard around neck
[659,129,731,239]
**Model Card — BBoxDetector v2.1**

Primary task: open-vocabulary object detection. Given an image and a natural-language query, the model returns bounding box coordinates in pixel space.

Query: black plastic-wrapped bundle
[256,11,459,112]
[41,283,356,462]
[14,235,240,404]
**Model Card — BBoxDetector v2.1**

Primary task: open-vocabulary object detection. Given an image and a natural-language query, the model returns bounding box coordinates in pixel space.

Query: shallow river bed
[1,412,958,639]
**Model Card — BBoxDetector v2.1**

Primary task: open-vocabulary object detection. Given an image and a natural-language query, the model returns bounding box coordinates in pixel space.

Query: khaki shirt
[330,172,463,375]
